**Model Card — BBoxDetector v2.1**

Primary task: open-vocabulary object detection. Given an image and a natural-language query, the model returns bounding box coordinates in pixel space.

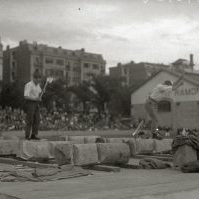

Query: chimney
[19,40,27,46]
[190,54,194,70]
[0,37,2,50]
[33,41,37,46]
[117,62,121,67]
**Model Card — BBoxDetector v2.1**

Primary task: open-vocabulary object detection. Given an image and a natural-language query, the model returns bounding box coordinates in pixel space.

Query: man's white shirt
[24,81,42,100]
[149,84,173,102]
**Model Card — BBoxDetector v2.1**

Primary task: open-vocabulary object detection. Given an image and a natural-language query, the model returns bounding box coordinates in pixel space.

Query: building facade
[3,40,106,85]
[109,54,196,88]
[109,61,148,87]
[131,70,199,130]
[0,38,3,81]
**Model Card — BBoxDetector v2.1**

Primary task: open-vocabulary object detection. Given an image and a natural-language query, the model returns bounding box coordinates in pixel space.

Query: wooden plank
[0,157,58,168]
[119,164,141,169]
[85,164,120,172]
[134,155,173,162]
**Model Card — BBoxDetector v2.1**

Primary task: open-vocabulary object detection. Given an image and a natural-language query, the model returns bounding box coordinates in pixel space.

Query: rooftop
[5,40,106,64]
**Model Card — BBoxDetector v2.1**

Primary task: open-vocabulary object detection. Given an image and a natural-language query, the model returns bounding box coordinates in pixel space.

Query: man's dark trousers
[25,100,40,138]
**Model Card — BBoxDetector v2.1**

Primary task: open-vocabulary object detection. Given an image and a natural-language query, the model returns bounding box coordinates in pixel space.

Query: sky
[1,0,199,72]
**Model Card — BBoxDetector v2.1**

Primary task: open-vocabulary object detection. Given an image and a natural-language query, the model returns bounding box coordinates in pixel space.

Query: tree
[90,75,130,115]
[76,75,131,116]
[108,86,131,116]
[0,81,25,109]
[42,79,70,110]
[68,81,93,113]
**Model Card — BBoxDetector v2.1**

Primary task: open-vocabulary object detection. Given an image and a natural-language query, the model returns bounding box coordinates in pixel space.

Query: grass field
[1,129,134,140]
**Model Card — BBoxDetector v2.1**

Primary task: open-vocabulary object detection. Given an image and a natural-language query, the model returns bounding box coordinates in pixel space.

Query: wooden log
[68,136,85,144]
[173,145,197,168]
[84,136,100,143]
[51,142,73,166]
[154,139,173,153]
[0,140,19,156]
[135,139,155,154]
[48,141,71,157]
[105,138,125,143]
[73,144,99,166]
[126,138,136,157]
[17,140,51,160]
[97,143,130,165]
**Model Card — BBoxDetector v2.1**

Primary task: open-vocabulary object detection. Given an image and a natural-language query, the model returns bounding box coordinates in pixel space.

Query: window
[124,68,127,74]
[12,51,16,57]
[12,62,16,71]
[11,72,16,80]
[67,77,71,84]
[34,56,41,67]
[158,100,171,112]
[65,72,68,80]
[101,69,105,74]
[56,70,64,77]
[45,57,54,64]
[45,69,63,78]
[92,64,99,70]
[84,63,89,68]
[45,69,52,76]
[56,59,64,66]
[73,67,80,72]
[53,49,58,53]
[66,63,71,71]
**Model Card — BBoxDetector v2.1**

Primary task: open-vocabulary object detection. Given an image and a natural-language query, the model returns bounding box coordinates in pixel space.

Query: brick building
[131,69,199,130]
[109,61,148,87]
[3,40,106,85]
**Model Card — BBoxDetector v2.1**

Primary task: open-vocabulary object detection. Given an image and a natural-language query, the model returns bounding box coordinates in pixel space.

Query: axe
[40,77,54,99]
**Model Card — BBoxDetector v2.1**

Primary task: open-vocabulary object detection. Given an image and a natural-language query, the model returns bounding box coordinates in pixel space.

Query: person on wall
[145,75,184,135]
[24,70,42,140]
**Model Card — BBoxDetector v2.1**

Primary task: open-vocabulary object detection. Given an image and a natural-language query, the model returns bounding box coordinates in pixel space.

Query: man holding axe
[24,70,53,140]
[132,71,184,137]
[145,72,184,135]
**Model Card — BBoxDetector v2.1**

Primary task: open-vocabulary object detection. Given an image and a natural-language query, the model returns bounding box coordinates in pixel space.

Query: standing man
[145,75,184,134]
[24,70,42,140]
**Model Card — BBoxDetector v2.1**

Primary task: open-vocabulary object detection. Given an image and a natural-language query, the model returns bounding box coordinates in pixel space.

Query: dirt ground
[1,130,133,139]
[0,166,199,199]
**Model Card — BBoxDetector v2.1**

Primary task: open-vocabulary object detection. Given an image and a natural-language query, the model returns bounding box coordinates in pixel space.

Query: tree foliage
[0,81,25,108]
[69,75,132,116]
[0,75,133,117]
[42,79,70,110]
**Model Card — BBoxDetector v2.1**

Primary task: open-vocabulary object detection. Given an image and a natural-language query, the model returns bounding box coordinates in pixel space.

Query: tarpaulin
[139,158,171,169]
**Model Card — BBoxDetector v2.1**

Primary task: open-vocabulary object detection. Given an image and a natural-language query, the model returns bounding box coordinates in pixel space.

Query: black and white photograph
[0,0,199,198]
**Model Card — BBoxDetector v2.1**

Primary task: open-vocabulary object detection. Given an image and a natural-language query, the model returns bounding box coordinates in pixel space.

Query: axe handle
[40,81,48,99]
[132,120,144,137]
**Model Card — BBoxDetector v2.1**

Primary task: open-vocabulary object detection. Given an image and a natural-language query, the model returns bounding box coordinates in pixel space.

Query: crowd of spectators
[0,106,134,131]
[0,106,26,131]
[0,106,198,138]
